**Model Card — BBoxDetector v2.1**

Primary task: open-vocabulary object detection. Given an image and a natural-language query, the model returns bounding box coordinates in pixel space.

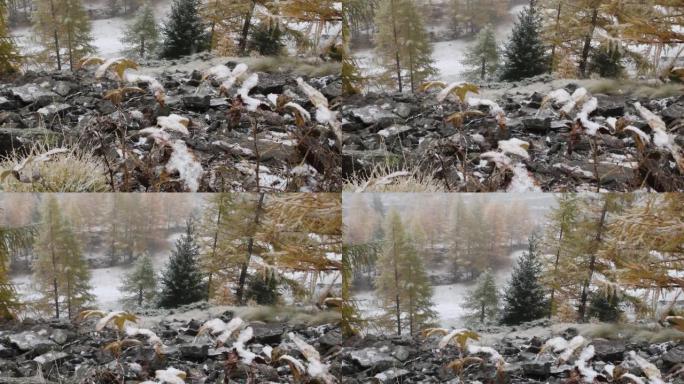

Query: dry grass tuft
[343,162,447,193]
[0,144,111,192]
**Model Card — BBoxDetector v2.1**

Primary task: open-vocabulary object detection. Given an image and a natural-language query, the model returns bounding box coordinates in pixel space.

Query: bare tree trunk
[390,0,402,92]
[392,225,401,335]
[578,7,598,78]
[548,225,564,318]
[49,0,61,70]
[238,0,256,56]
[578,201,608,322]
[236,193,265,305]
[207,194,224,299]
[549,1,562,72]
[48,208,59,319]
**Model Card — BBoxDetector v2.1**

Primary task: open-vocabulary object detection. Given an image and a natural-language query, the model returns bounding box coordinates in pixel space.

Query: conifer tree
[374,0,436,93]
[0,225,32,319]
[588,291,622,322]
[160,0,209,59]
[248,22,284,56]
[33,0,94,70]
[120,253,157,307]
[0,0,20,75]
[245,270,279,305]
[500,3,548,81]
[375,209,435,335]
[501,236,547,325]
[464,268,499,324]
[121,3,160,59]
[589,43,623,78]
[450,0,508,36]
[463,24,499,80]
[33,196,93,319]
[158,220,205,308]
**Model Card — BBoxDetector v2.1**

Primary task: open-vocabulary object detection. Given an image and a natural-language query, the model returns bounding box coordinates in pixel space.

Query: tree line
[0,0,342,74]
[0,193,342,319]
[343,0,684,93]
[343,194,684,336]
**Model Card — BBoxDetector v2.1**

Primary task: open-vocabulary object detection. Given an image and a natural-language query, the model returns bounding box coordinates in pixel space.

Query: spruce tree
[588,291,622,322]
[245,270,279,305]
[464,269,499,324]
[158,220,205,308]
[501,236,547,325]
[463,24,499,81]
[160,0,209,59]
[589,43,623,78]
[248,22,284,56]
[121,3,160,59]
[33,196,93,319]
[376,209,435,335]
[375,0,436,93]
[0,0,20,75]
[500,4,548,81]
[120,253,157,307]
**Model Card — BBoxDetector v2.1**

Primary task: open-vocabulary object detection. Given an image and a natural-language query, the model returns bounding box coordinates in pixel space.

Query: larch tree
[541,193,579,318]
[464,268,499,324]
[0,0,20,75]
[376,209,435,335]
[0,222,34,319]
[374,0,436,93]
[33,196,93,319]
[160,0,209,59]
[463,24,499,80]
[121,3,160,59]
[501,236,547,325]
[33,0,94,70]
[500,3,548,81]
[234,192,265,305]
[158,220,206,308]
[119,253,157,307]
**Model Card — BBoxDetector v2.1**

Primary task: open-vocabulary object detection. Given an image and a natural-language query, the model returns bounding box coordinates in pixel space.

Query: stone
[522,360,551,378]
[182,95,211,111]
[251,323,286,344]
[0,111,26,128]
[391,345,411,362]
[349,347,397,369]
[53,81,75,97]
[180,343,209,361]
[37,103,72,118]
[374,368,410,383]
[50,329,70,345]
[0,343,17,358]
[591,339,626,362]
[394,103,413,118]
[34,351,68,365]
[252,73,289,95]
[348,105,398,125]
[96,100,117,115]
[522,117,551,134]
[0,96,16,110]
[0,127,60,156]
[377,124,413,139]
[662,345,684,367]
[321,81,342,99]
[662,102,684,124]
[9,331,56,353]
[10,84,60,105]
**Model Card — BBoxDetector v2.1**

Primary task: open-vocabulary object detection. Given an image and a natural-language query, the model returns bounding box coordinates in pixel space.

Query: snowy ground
[353,251,521,331]
[352,4,526,90]
[11,231,183,312]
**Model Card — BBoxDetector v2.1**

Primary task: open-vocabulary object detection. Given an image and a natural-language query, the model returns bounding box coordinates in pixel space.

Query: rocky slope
[0,303,343,383]
[0,53,342,192]
[338,320,684,383]
[342,76,684,192]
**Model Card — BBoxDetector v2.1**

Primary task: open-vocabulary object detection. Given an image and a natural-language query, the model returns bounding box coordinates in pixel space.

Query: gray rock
[210,98,229,108]
[377,124,413,139]
[0,111,26,128]
[251,323,286,344]
[53,81,75,97]
[591,339,625,362]
[0,343,17,358]
[349,347,397,369]
[0,96,16,110]
[180,343,209,361]
[182,95,211,111]
[392,345,411,362]
[349,105,398,125]
[662,102,684,124]
[50,329,70,345]
[10,84,60,105]
[394,103,413,118]
[33,351,68,365]
[96,100,117,115]
[0,127,60,156]
[522,360,551,378]
[662,345,684,367]
[37,103,72,118]
[9,331,56,353]
[374,368,410,383]
[321,81,342,99]
[522,117,551,134]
